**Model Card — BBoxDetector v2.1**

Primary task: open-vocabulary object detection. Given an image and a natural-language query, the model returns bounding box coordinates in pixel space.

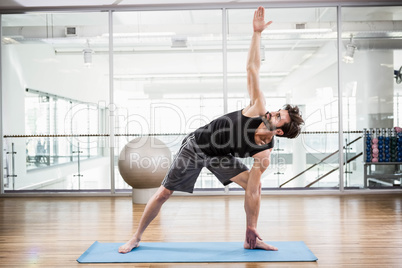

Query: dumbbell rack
[363,128,402,188]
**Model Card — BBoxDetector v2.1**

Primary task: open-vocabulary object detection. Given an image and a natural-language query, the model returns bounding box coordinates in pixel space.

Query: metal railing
[280,136,363,188]
[305,152,363,187]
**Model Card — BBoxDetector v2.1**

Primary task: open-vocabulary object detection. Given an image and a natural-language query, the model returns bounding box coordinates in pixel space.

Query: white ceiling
[0,0,401,11]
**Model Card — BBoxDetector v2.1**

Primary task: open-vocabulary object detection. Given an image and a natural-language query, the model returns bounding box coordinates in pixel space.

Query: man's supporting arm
[244,150,271,249]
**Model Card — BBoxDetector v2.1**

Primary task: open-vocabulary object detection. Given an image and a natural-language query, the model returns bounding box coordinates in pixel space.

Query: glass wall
[112,10,224,191]
[341,6,402,189]
[1,4,402,194]
[2,12,110,191]
[25,89,105,170]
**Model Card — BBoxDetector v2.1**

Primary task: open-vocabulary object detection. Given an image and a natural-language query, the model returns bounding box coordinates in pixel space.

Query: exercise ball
[118,136,172,189]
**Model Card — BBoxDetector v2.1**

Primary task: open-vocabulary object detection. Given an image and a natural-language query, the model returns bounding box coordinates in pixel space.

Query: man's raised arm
[246,7,272,112]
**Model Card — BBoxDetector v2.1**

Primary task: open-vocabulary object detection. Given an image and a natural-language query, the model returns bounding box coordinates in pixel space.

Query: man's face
[265,109,291,132]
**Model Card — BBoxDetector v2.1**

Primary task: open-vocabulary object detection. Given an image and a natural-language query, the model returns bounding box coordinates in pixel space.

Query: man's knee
[155,186,173,202]
[230,170,250,189]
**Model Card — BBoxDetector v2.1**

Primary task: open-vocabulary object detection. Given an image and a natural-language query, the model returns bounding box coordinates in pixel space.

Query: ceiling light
[14,0,115,7]
[265,28,333,34]
[83,48,93,67]
[113,72,289,81]
[171,36,187,48]
[343,34,356,64]
[102,32,176,38]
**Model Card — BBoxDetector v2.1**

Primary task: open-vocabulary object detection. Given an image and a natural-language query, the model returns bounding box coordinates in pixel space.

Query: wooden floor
[1,194,402,267]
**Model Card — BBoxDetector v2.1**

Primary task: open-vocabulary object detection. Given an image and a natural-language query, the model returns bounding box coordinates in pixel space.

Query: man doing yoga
[119,6,304,253]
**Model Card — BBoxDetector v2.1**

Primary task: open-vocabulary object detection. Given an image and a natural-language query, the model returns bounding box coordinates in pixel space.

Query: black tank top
[194,110,274,158]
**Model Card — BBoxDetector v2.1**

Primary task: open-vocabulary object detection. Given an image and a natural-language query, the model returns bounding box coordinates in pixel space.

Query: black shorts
[162,133,249,193]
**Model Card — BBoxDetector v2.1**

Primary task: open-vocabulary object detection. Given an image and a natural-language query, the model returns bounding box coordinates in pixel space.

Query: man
[119,6,304,253]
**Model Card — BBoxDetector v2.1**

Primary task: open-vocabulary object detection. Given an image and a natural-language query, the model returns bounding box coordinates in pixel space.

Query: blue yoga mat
[77,241,317,263]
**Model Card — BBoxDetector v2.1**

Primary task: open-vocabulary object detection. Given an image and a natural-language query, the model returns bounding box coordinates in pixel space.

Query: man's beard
[261,113,277,131]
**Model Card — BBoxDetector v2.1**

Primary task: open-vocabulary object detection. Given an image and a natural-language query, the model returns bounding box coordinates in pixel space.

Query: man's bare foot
[244,239,278,251]
[118,238,140,253]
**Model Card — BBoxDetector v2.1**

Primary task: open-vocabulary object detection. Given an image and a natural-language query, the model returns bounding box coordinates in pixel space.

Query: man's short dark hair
[278,104,304,139]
